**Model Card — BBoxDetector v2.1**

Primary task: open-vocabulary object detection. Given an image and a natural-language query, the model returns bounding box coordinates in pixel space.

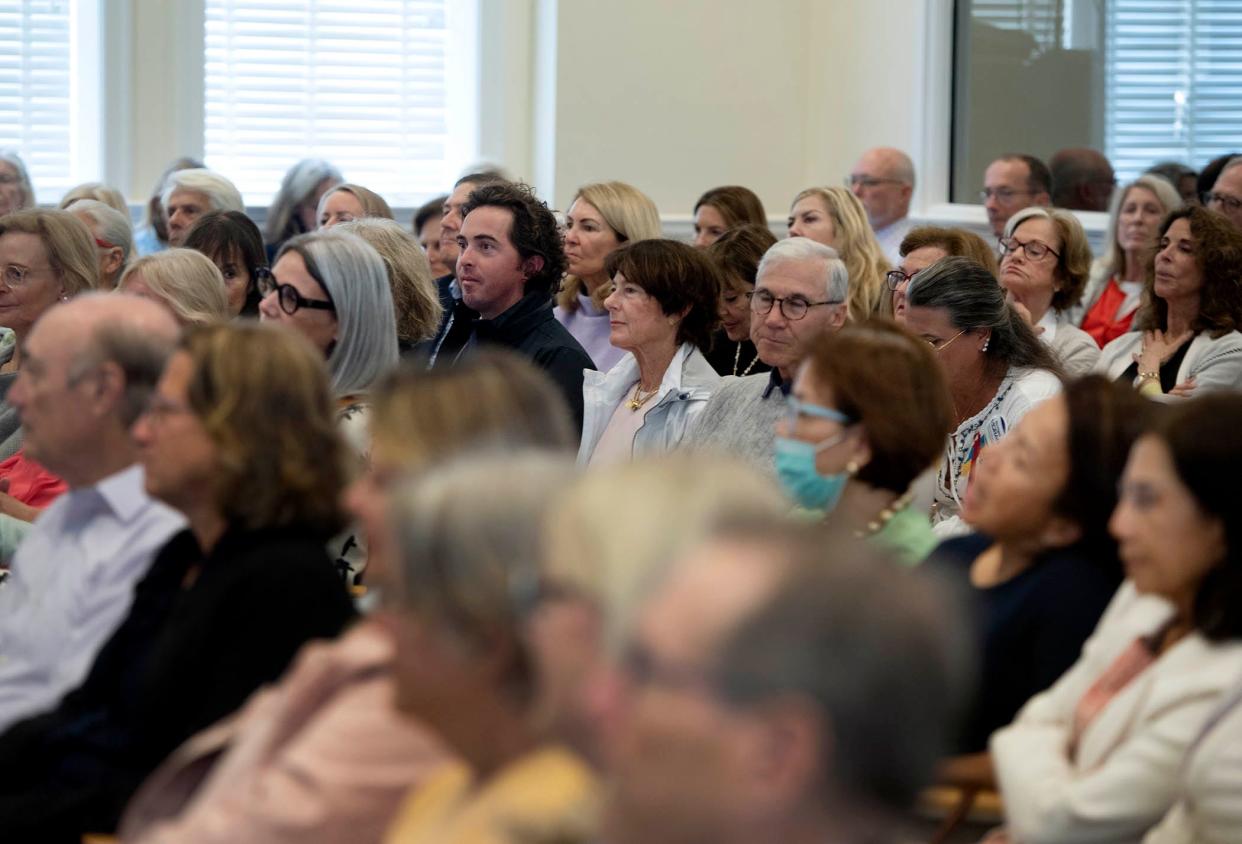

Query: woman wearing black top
[932,375,1156,786]
[703,224,776,377]
[0,323,357,841]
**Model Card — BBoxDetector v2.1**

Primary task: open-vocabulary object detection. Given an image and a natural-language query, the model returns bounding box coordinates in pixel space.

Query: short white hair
[757,237,849,303]
[68,198,136,267]
[161,168,244,215]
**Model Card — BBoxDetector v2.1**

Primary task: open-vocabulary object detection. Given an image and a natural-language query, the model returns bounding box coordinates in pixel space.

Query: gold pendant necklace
[628,381,660,411]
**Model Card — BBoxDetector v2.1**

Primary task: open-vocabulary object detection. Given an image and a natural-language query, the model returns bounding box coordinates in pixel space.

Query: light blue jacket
[577,343,721,464]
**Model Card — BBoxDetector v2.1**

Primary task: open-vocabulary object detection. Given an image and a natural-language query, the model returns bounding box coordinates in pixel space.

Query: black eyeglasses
[257,274,335,315]
[750,288,840,321]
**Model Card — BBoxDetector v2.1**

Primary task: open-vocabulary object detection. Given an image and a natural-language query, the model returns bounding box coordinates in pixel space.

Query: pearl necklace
[854,488,916,539]
[733,342,759,377]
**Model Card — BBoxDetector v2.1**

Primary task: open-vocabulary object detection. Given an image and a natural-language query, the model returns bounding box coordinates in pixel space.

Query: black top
[703,331,771,378]
[0,525,357,840]
[1120,335,1193,391]
[928,533,1121,753]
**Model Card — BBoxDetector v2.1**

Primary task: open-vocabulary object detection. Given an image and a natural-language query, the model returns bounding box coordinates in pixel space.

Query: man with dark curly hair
[429,181,595,433]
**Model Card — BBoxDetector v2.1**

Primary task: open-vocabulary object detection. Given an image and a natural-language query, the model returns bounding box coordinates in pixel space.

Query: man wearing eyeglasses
[981,154,1052,237]
[848,147,915,264]
[1205,158,1242,231]
[684,238,847,472]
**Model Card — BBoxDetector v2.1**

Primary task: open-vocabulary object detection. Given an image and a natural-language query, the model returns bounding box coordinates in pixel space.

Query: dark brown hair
[802,319,954,494]
[462,182,566,298]
[899,225,999,277]
[605,239,722,352]
[1136,205,1242,338]
[183,210,268,314]
[705,224,777,293]
[693,185,767,229]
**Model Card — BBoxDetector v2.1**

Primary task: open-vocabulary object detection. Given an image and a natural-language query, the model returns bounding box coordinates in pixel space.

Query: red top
[1082,278,1138,348]
[0,449,68,508]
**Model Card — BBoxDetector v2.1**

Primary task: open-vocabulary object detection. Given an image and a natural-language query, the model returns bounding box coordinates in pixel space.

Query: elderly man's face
[165,189,212,247]
[1208,166,1242,231]
[751,257,846,379]
[849,149,911,230]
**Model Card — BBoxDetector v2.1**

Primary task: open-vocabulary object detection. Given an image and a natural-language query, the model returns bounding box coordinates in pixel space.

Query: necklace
[628,380,660,412]
[854,488,916,540]
[732,342,759,377]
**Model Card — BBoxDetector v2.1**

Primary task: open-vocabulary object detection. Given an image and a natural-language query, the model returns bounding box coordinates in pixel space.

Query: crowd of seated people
[0,141,1240,844]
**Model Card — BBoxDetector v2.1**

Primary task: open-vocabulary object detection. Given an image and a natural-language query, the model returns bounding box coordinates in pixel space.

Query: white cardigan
[1096,330,1242,396]
[991,582,1242,844]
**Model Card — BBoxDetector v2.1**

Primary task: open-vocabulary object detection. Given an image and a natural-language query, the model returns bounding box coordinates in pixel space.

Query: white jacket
[577,343,721,464]
[1097,330,1242,396]
[991,582,1242,844]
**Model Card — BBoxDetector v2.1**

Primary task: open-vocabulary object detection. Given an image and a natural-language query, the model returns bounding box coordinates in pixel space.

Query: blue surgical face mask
[773,398,855,511]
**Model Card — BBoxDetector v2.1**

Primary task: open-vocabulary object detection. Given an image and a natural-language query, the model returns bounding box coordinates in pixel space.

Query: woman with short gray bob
[0,151,35,216]
[904,256,1062,535]
[264,158,343,253]
[66,199,135,290]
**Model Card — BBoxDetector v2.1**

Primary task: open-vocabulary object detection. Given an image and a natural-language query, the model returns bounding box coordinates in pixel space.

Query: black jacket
[431,291,596,433]
[0,525,357,841]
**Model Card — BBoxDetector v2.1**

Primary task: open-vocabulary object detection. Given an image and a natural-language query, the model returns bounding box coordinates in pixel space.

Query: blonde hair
[556,181,662,313]
[316,183,394,222]
[0,209,99,296]
[542,454,789,648]
[59,182,129,216]
[337,217,444,345]
[791,186,890,319]
[119,248,229,326]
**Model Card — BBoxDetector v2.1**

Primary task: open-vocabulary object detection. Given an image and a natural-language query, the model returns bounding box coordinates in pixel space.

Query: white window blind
[0,0,72,203]
[204,0,476,208]
[1105,0,1242,180]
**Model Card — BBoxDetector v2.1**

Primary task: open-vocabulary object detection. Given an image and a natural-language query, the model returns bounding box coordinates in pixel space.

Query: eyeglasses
[257,274,335,316]
[1204,191,1242,213]
[751,288,840,321]
[1,264,56,287]
[783,397,852,432]
[926,329,967,352]
[144,394,193,423]
[999,236,1061,261]
[845,175,905,190]
[979,187,1034,203]
[885,268,922,291]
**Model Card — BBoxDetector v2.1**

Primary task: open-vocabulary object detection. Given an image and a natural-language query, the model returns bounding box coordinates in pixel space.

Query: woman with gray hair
[161,168,245,248]
[0,151,35,216]
[66,198,136,290]
[904,256,1062,535]
[263,158,343,256]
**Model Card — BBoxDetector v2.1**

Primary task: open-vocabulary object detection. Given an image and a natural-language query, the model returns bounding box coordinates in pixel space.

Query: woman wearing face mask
[775,319,954,565]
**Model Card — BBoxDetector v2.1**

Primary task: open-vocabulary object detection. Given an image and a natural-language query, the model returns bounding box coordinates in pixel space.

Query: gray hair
[277,229,399,397]
[119,248,229,327]
[161,168,244,215]
[1098,174,1182,278]
[757,238,849,303]
[264,158,343,245]
[68,199,136,268]
[0,150,35,210]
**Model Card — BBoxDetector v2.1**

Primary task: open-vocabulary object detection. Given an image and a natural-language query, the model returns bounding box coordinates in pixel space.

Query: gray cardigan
[681,370,788,475]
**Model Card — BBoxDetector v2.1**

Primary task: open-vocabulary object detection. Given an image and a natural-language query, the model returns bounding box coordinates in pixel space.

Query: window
[204,0,478,208]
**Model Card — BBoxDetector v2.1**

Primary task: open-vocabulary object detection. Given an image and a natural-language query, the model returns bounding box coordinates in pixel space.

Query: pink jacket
[119,621,450,844]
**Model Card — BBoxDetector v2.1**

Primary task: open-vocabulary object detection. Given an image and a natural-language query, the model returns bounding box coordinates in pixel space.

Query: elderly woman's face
[318,190,365,229]
[1153,218,1204,306]
[1117,186,1165,255]
[258,251,339,356]
[0,161,24,216]
[1000,217,1062,321]
[718,276,753,342]
[902,304,984,387]
[0,231,66,337]
[604,272,679,354]
[892,246,948,322]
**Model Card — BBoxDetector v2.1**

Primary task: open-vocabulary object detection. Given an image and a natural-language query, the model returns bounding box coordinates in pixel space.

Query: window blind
[204,0,457,208]
[0,0,72,203]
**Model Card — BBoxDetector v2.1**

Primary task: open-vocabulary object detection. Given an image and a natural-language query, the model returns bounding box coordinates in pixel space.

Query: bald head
[1050,148,1115,211]
[849,148,914,230]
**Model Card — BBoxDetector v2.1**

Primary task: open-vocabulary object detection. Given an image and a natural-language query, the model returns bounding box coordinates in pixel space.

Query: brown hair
[802,319,954,494]
[1136,205,1242,338]
[181,323,347,535]
[1004,207,1093,312]
[605,239,722,352]
[463,182,566,298]
[693,185,767,229]
[706,224,778,294]
[899,225,999,277]
[337,217,445,345]
[0,208,99,296]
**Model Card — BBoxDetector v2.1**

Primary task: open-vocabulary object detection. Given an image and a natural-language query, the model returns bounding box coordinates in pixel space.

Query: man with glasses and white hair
[848,147,916,264]
[685,238,848,471]
[1205,157,1242,231]
[161,168,245,248]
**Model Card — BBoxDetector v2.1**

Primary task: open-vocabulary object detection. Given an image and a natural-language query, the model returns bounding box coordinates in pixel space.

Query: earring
[845,460,860,475]
[982,337,990,352]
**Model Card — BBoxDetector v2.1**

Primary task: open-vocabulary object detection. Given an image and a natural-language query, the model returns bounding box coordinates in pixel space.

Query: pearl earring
[982,337,990,352]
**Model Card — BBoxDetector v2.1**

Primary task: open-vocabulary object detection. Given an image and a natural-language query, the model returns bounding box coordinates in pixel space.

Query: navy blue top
[930,533,1121,753]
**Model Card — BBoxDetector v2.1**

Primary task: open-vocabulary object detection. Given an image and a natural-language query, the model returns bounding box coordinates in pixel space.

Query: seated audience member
[604,522,971,844]
[555,181,662,372]
[316,183,394,229]
[579,240,720,465]
[0,295,183,732]
[261,229,399,580]
[1098,206,1242,397]
[704,224,776,376]
[0,209,100,459]
[787,185,889,317]
[1147,160,1199,207]
[904,256,1062,534]
[67,198,135,290]
[382,454,599,844]
[0,323,357,841]
[134,157,205,255]
[778,320,954,564]
[981,153,1052,238]
[1195,153,1239,208]
[59,181,129,215]
[0,150,35,215]
[264,158,343,257]
[934,376,1149,768]
[115,352,576,844]
[338,217,444,354]
[686,238,847,472]
[182,210,269,317]
[413,194,452,278]
[691,185,767,247]
[1049,147,1117,212]
[1204,156,1242,230]
[990,393,1242,843]
[162,168,245,248]
[429,182,595,430]
[119,249,230,327]
[426,173,511,324]
[848,146,916,263]
[888,225,998,321]
[1000,207,1100,375]
[1079,175,1182,347]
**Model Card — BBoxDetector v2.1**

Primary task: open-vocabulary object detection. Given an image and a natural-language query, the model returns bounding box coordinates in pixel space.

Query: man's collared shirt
[874,216,915,266]
[0,463,185,731]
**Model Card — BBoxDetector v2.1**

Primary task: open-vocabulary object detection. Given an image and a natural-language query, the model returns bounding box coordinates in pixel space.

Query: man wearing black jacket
[429,182,595,432]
